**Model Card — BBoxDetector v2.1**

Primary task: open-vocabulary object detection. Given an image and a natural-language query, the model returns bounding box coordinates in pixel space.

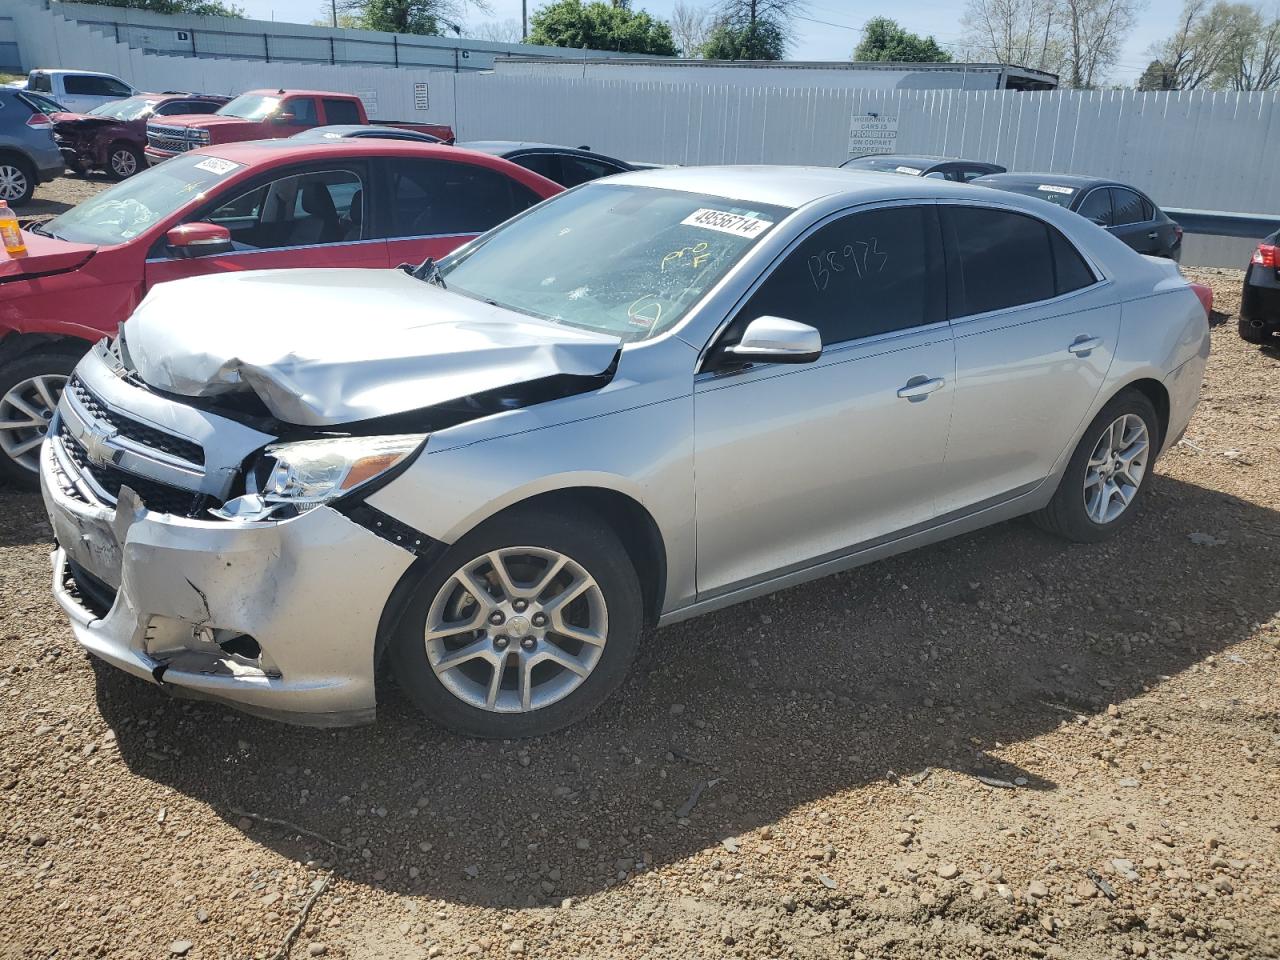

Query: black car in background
[293,124,443,144]
[454,141,633,187]
[1240,232,1280,344]
[973,173,1183,260]
[840,153,1006,182]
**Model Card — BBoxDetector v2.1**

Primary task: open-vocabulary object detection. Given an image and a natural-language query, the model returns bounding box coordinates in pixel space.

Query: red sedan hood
[0,232,97,282]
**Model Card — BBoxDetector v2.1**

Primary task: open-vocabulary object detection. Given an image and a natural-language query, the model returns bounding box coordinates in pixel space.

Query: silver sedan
[42,167,1210,737]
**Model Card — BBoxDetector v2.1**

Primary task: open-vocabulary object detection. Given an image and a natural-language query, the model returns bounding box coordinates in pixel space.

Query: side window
[383,159,541,238]
[1049,227,1097,295]
[29,72,52,93]
[736,205,941,347]
[102,77,132,97]
[1076,189,1113,227]
[197,168,364,250]
[322,98,362,124]
[942,206,1056,317]
[63,75,106,96]
[1111,188,1148,225]
[284,98,318,127]
[559,155,623,188]
[511,152,560,183]
[155,101,190,115]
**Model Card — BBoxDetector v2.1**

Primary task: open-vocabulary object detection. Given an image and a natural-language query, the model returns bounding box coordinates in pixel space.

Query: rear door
[938,203,1118,512]
[1107,187,1167,255]
[377,157,543,265]
[144,161,385,288]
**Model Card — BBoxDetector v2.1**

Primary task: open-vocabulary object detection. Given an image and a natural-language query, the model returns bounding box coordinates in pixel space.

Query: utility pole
[522,0,528,39]
[331,0,337,28]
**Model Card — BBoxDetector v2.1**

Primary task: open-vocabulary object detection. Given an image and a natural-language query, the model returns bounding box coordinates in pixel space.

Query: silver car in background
[41,167,1210,738]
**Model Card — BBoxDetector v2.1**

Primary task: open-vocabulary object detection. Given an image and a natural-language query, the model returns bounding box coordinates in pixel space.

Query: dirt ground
[2,179,1279,959]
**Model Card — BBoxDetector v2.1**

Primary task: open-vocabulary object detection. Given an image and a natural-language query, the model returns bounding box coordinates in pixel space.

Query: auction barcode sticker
[895,166,923,175]
[194,157,240,175]
[681,208,774,238]
[1038,184,1075,195]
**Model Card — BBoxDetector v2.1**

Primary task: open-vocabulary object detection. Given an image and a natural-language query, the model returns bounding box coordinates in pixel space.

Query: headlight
[189,128,211,143]
[260,434,424,507]
[211,434,423,521]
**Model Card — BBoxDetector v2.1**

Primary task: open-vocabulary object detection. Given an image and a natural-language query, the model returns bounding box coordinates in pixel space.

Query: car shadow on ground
[91,475,1280,909]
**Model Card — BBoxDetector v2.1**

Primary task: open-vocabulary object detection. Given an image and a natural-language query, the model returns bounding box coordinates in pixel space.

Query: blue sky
[237,0,1171,85]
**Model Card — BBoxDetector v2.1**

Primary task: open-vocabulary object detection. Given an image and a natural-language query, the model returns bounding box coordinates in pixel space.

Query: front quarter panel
[364,336,699,612]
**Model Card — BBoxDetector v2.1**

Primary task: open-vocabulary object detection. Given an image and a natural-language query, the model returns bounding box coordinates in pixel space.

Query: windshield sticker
[661,241,711,271]
[1038,184,1075,195]
[895,166,923,175]
[193,157,241,176]
[627,293,663,328]
[681,208,774,239]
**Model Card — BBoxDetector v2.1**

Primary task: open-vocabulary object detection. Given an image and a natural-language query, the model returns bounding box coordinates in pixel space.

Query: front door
[693,203,956,596]
[144,163,386,288]
[938,203,1120,512]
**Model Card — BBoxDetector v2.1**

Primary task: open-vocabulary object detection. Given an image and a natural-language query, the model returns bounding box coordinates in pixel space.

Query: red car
[0,139,560,486]
[144,89,453,166]
[53,93,230,180]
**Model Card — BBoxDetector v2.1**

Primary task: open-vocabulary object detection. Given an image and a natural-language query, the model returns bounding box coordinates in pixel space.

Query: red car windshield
[40,153,246,246]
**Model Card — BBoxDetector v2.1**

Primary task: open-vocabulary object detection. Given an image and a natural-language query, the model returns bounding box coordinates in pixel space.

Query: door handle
[1068,336,1103,356]
[1147,231,1159,239]
[897,376,945,400]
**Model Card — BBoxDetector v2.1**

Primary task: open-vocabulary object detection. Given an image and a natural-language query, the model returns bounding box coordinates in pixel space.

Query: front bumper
[41,437,416,726]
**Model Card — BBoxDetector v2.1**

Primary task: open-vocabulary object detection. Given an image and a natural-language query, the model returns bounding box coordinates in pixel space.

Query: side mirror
[166,222,232,258]
[272,112,296,125]
[723,316,822,365]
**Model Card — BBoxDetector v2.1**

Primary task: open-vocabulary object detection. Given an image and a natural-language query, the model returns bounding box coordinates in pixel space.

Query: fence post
[191,31,197,57]
[264,33,270,62]
[330,36,335,64]
[393,35,399,68]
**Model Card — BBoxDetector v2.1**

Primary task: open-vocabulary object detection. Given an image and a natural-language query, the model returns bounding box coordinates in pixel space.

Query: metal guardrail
[1164,208,1280,240]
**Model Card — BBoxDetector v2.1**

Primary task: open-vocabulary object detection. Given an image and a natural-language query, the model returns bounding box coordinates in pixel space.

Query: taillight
[1253,243,1278,268]
[26,112,52,130]
[1174,224,1183,242]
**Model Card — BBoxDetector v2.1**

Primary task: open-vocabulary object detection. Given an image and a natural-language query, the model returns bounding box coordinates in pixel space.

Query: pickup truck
[24,70,138,114]
[145,89,454,164]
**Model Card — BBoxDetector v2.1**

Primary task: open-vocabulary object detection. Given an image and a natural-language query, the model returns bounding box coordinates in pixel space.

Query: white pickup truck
[23,69,138,114]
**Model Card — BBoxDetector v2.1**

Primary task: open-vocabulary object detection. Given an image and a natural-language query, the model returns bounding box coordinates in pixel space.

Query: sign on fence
[848,113,898,157]
[413,82,430,111]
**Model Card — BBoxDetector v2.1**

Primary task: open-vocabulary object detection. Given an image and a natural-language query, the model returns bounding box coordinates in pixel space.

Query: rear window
[322,98,361,124]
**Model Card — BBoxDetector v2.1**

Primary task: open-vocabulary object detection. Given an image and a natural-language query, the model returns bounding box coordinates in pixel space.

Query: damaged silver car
[42,167,1209,737]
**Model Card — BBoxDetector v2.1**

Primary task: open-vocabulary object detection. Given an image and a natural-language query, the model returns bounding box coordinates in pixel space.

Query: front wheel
[107,143,143,180]
[0,351,79,489]
[390,508,644,738]
[1033,390,1159,543]
[0,155,35,205]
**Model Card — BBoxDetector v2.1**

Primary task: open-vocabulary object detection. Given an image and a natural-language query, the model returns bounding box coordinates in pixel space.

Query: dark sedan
[293,124,443,144]
[1240,231,1280,344]
[454,141,632,187]
[973,173,1182,261]
[839,153,1005,182]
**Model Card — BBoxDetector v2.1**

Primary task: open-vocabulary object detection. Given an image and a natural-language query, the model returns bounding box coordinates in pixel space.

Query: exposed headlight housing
[211,434,424,521]
[189,127,211,144]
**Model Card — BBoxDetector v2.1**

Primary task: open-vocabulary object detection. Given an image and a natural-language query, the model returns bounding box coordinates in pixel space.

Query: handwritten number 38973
[807,238,888,292]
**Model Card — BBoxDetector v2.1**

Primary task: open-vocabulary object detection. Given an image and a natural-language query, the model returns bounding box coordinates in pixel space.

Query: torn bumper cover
[41,439,417,726]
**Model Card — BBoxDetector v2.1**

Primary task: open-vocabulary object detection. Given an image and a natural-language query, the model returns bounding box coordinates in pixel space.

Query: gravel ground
[1,182,1278,958]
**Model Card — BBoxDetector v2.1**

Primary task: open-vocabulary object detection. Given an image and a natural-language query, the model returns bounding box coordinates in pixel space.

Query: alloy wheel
[110,149,138,178]
[424,546,609,713]
[0,374,65,473]
[1083,413,1149,524]
[0,164,29,202]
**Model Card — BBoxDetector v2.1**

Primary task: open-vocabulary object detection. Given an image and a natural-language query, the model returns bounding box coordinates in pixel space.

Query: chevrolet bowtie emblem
[80,428,117,467]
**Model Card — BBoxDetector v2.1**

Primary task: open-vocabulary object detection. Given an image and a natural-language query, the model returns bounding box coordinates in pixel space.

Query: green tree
[699,18,784,58]
[75,0,245,16]
[337,0,487,34]
[1136,58,1175,90]
[853,17,951,62]
[526,0,677,54]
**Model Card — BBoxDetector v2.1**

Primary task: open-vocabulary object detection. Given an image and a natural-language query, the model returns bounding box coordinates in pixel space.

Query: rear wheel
[0,155,35,206]
[391,508,644,738]
[1033,390,1159,543]
[0,350,79,489]
[106,142,143,180]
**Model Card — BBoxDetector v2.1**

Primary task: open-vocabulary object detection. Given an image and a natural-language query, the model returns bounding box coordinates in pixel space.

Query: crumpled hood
[122,268,622,427]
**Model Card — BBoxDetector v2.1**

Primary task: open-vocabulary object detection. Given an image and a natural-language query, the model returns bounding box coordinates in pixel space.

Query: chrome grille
[58,424,209,518]
[146,124,191,153]
[67,375,204,465]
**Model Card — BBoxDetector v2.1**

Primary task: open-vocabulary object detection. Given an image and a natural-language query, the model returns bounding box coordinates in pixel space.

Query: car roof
[31,68,123,78]
[609,165,1055,210]
[458,140,596,155]
[847,154,973,166]
[299,124,438,140]
[974,172,1115,190]
[241,89,358,98]
[192,139,536,172]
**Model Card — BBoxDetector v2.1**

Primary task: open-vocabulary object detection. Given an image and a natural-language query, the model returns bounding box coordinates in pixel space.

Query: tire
[0,154,35,206]
[106,142,143,181]
[390,507,644,738]
[0,350,80,490]
[1032,389,1160,544]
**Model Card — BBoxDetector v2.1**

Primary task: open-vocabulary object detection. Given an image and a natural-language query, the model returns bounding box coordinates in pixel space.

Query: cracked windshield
[37,153,243,245]
[439,184,791,341]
